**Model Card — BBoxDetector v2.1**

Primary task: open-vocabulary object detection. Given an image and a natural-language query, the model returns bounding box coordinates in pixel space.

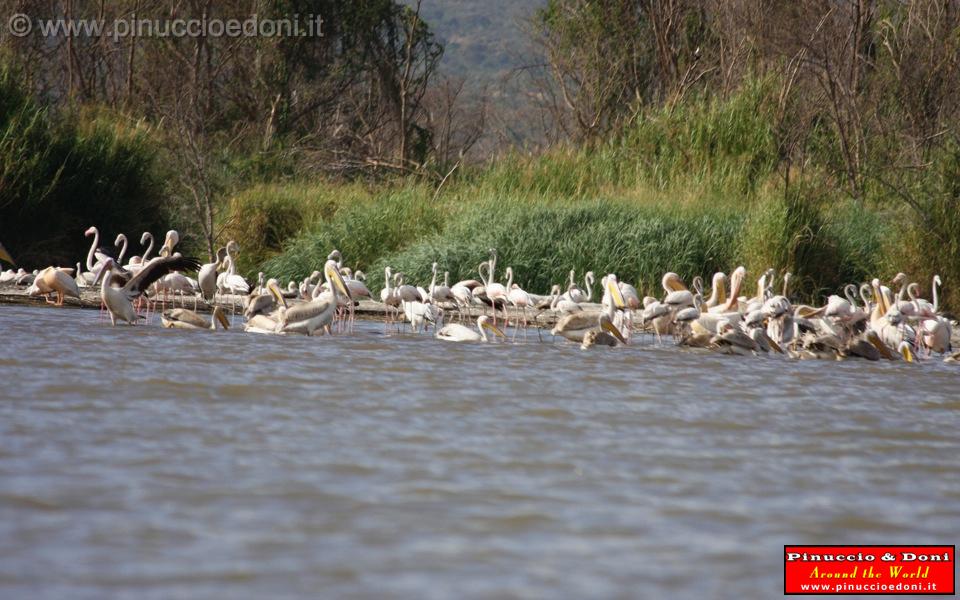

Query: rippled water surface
[1,305,958,599]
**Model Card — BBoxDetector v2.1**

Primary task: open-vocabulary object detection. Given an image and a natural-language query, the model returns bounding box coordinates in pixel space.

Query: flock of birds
[1,229,958,364]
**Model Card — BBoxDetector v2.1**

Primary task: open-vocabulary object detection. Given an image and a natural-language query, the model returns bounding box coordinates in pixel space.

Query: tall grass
[250,83,896,304]
[0,66,167,265]
[260,186,445,283]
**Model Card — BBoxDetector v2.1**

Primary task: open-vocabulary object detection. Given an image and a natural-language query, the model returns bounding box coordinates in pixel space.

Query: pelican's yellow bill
[482,321,507,338]
[601,319,627,344]
[0,242,15,266]
[326,261,353,301]
[606,277,625,309]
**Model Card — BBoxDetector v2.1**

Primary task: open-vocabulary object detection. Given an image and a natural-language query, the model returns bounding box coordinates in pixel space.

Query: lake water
[1,305,958,599]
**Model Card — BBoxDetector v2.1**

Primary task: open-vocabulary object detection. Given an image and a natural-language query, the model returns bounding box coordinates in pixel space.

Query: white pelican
[159,230,179,257]
[711,321,759,355]
[580,328,623,349]
[552,277,627,343]
[162,306,230,330]
[553,311,628,344]
[243,281,286,334]
[33,266,80,305]
[96,255,200,325]
[277,259,353,336]
[662,272,694,310]
[869,278,916,354]
[704,272,727,309]
[436,315,505,342]
[198,247,225,302]
[216,241,250,295]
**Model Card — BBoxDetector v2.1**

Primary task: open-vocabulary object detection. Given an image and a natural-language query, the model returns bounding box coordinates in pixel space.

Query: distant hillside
[410,0,544,81]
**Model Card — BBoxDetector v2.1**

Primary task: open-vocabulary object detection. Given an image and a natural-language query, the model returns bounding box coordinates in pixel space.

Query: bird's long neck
[932,277,940,313]
[845,285,858,310]
[117,236,128,264]
[505,267,513,290]
[478,318,488,342]
[86,229,99,271]
[142,234,154,261]
[100,268,112,294]
[584,274,593,301]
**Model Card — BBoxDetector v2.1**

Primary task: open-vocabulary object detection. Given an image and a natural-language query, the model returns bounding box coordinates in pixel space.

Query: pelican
[436,315,505,342]
[244,278,281,320]
[581,329,621,349]
[711,321,759,356]
[277,259,353,336]
[243,280,286,334]
[216,241,250,295]
[552,277,627,343]
[869,278,915,353]
[33,266,81,305]
[198,247,225,302]
[159,230,179,257]
[704,272,727,309]
[553,311,627,344]
[162,306,230,330]
[96,256,201,325]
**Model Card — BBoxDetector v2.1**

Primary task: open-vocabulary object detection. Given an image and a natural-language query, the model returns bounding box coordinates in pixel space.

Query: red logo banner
[784,545,955,595]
